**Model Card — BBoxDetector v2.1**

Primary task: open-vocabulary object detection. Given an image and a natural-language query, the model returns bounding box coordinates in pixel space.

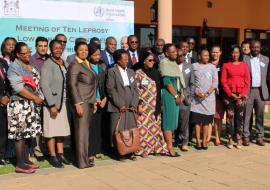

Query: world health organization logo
[94,6,105,17]
[3,0,20,16]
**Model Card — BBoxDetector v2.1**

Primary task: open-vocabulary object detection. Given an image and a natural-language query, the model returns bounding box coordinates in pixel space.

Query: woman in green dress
[159,44,185,157]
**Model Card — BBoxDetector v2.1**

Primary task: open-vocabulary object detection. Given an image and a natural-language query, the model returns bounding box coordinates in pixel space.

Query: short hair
[49,39,61,51]
[1,37,17,57]
[186,37,195,42]
[113,49,128,63]
[75,38,87,46]
[241,40,250,47]
[163,43,175,54]
[229,45,243,61]
[250,39,261,47]
[90,37,100,44]
[74,41,88,53]
[211,45,222,52]
[198,49,209,56]
[35,36,48,47]
[179,41,188,48]
[54,33,66,40]
[127,35,138,42]
[14,42,28,58]
[155,38,165,45]
[106,36,117,44]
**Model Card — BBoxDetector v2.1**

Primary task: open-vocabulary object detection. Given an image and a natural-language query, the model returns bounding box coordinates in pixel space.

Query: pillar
[158,0,172,43]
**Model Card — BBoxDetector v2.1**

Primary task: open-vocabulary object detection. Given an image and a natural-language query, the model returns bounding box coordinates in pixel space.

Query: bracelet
[174,94,179,99]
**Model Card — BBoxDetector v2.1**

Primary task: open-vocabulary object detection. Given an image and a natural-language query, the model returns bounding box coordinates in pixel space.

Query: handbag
[114,109,140,156]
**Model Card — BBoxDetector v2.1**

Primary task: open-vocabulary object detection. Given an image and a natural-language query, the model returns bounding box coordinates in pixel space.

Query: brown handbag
[114,110,140,156]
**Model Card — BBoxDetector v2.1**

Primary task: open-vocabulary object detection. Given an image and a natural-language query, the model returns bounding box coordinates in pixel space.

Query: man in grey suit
[243,40,269,146]
[106,49,139,160]
[175,48,194,151]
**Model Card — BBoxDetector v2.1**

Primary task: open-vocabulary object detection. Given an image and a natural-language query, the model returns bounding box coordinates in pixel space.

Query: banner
[0,0,134,53]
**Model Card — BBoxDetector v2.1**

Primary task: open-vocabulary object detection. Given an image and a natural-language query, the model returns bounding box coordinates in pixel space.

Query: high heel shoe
[50,156,64,168]
[58,154,71,165]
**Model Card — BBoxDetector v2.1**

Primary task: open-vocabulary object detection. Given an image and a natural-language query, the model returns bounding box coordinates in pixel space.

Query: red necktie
[132,53,137,65]
[0,68,4,80]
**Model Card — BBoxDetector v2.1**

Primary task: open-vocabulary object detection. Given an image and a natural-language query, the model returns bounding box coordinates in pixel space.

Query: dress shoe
[50,156,64,168]
[256,139,265,146]
[242,138,250,146]
[181,145,189,152]
[15,166,35,174]
[58,154,71,165]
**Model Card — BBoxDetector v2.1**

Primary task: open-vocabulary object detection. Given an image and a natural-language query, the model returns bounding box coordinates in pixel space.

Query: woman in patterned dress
[7,42,43,173]
[135,51,168,157]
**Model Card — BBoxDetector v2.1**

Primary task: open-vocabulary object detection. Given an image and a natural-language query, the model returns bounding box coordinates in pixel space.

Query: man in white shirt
[243,40,269,146]
[127,35,140,68]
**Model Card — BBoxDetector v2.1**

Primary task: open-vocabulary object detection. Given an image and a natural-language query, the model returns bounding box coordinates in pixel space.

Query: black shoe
[202,146,208,150]
[50,156,64,168]
[58,154,71,165]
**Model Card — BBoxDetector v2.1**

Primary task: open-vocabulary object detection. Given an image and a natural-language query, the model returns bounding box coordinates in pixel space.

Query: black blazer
[0,58,10,100]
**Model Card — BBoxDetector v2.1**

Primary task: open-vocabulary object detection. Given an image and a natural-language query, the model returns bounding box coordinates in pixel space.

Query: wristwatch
[174,94,179,99]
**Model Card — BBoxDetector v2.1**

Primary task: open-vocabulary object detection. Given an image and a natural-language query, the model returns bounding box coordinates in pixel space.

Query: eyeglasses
[130,41,138,44]
[188,42,195,45]
[19,51,32,56]
[146,59,154,62]
[58,40,67,44]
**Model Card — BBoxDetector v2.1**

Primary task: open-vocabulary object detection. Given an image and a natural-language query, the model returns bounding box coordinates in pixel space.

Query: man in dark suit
[100,36,117,68]
[127,35,140,68]
[186,37,198,63]
[175,49,194,151]
[0,58,9,165]
[243,40,269,146]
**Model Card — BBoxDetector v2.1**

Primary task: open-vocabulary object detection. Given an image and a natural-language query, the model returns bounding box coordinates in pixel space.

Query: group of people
[0,33,269,174]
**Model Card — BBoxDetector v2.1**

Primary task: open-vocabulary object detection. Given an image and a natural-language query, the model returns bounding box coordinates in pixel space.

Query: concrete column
[158,0,172,43]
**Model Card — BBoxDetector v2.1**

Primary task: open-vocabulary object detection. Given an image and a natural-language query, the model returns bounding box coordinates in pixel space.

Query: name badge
[130,76,134,83]
[185,68,191,74]
[141,79,149,85]
[260,62,265,67]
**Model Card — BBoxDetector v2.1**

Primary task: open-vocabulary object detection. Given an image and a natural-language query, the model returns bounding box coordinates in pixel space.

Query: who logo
[94,6,105,17]
[3,0,20,16]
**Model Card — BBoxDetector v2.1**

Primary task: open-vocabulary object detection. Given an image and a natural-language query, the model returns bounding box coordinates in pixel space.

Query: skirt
[8,99,42,140]
[43,103,70,138]
[190,112,214,126]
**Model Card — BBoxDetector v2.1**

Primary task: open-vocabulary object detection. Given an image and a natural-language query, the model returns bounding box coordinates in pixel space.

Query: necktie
[109,54,114,67]
[132,53,137,65]
[0,68,4,80]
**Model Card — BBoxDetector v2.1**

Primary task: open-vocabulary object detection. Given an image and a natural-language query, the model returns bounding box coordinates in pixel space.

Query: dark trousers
[224,97,245,138]
[89,107,103,156]
[243,88,265,140]
[175,105,190,145]
[0,107,7,159]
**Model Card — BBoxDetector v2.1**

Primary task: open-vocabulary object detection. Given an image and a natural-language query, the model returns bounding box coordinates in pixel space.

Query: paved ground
[1,143,270,190]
